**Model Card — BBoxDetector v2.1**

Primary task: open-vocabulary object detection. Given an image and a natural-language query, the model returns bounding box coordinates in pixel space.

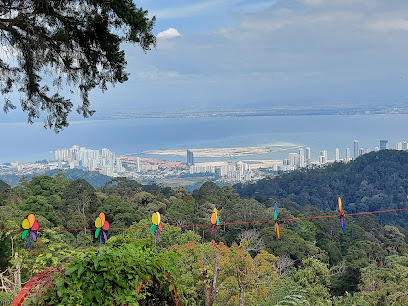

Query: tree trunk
[204,257,225,306]
[14,253,21,291]
[239,280,244,306]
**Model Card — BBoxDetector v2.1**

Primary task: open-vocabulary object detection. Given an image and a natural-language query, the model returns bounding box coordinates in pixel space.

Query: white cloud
[157,28,182,39]
[368,19,408,32]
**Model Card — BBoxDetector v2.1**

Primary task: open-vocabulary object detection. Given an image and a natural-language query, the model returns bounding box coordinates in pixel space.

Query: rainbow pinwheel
[211,208,220,238]
[338,197,346,234]
[95,212,110,245]
[22,213,40,247]
[274,203,280,239]
[150,212,163,243]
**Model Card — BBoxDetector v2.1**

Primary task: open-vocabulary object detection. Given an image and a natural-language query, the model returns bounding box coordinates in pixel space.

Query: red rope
[2,207,408,232]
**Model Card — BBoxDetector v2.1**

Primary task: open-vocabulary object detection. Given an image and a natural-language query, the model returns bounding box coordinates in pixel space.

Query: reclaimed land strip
[143,145,302,158]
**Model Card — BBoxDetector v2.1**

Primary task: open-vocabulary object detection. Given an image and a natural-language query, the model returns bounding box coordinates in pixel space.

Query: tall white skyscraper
[288,153,299,166]
[298,148,305,167]
[136,157,141,172]
[354,140,359,159]
[397,142,403,150]
[335,148,340,162]
[305,147,311,165]
[319,150,328,164]
[345,148,351,162]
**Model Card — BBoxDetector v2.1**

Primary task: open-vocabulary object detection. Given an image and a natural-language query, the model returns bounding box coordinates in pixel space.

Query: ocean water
[1,114,408,163]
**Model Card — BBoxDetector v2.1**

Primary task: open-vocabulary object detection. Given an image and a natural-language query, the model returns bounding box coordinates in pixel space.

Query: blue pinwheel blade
[341,216,346,234]
[274,203,278,221]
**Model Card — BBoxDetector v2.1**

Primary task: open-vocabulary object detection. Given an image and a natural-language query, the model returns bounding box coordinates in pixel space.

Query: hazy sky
[2,0,408,161]
[2,0,408,120]
[87,0,408,113]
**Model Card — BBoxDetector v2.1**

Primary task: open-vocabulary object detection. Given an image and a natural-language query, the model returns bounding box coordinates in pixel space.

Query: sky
[87,0,408,114]
[1,0,408,161]
[2,0,408,120]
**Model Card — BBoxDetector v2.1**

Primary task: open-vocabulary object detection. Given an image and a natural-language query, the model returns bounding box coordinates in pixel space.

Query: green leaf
[65,266,78,276]
[96,275,104,290]
[77,266,85,278]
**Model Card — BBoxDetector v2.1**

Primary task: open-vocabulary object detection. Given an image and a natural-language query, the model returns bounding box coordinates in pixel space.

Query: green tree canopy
[0,0,156,131]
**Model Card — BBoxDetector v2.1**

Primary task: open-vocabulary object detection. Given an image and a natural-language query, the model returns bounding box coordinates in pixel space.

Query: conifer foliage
[0,0,156,131]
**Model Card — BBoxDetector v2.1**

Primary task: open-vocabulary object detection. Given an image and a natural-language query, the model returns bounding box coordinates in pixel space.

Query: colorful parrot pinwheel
[150,212,163,243]
[274,203,280,239]
[22,213,40,247]
[211,208,220,238]
[95,212,110,245]
[338,197,346,234]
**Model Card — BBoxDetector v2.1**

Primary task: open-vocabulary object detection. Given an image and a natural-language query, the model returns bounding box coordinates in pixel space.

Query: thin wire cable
[1,207,408,232]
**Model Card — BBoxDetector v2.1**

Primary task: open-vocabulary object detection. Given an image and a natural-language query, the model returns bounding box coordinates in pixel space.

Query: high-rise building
[335,148,340,162]
[345,148,351,162]
[380,139,388,150]
[136,157,141,172]
[186,150,194,166]
[397,142,403,150]
[354,140,359,159]
[359,148,364,156]
[320,150,328,164]
[288,153,298,166]
[298,148,305,167]
[403,142,408,150]
[305,147,311,165]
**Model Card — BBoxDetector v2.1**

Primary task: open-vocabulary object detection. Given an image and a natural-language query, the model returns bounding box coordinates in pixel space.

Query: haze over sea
[1,113,407,164]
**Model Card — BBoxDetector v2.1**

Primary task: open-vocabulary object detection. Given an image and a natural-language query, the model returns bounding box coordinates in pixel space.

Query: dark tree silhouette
[0,0,156,131]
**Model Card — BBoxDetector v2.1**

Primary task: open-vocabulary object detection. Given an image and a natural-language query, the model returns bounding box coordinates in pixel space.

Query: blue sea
[1,114,408,163]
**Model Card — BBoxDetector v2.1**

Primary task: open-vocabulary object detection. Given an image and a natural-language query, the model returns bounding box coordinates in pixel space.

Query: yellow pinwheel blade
[152,213,158,225]
[22,219,30,230]
[95,217,102,228]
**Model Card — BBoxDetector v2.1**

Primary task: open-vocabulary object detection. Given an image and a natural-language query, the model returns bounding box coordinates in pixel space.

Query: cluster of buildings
[188,159,253,182]
[55,146,124,176]
[282,139,408,171]
[4,139,408,186]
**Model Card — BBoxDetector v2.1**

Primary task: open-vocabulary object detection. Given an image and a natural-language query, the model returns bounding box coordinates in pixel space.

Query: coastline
[143,145,302,158]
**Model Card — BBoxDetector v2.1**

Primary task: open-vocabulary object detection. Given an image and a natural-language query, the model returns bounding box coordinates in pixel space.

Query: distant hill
[0,179,10,191]
[0,169,112,188]
[234,150,408,228]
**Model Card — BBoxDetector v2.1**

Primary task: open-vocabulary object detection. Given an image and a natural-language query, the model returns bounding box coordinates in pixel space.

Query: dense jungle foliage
[0,150,407,304]
[235,150,408,228]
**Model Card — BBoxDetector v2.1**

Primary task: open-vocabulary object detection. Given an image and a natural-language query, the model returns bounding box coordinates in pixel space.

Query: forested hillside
[235,150,408,228]
[0,169,407,305]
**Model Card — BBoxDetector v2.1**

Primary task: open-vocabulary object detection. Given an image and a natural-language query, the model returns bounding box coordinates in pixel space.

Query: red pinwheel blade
[31,221,39,231]
[103,220,110,230]
[211,224,215,235]
[158,223,163,231]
